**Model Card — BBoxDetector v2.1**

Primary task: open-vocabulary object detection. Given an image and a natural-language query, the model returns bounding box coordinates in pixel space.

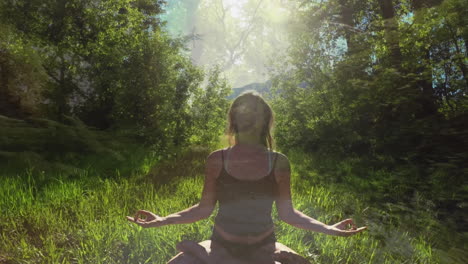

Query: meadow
[1,136,464,264]
[1,0,467,263]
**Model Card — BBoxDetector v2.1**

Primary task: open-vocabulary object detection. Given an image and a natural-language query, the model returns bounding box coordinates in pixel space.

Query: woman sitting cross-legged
[126,91,367,264]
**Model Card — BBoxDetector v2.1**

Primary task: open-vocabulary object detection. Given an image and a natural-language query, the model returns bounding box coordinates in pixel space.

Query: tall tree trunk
[417,49,438,117]
[411,0,439,117]
[339,0,355,55]
[0,51,23,118]
[447,26,468,91]
[379,0,402,69]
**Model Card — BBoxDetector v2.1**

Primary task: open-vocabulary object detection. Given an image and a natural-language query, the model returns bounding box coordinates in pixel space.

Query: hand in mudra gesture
[328,218,367,236]
[126,210,165,228]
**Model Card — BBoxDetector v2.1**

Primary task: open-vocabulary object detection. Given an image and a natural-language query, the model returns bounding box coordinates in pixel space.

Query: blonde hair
[227,91,274,149]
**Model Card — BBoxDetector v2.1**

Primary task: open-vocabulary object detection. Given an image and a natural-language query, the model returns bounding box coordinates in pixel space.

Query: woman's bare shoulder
[205,148,228,171]
[272,151,291,175]
[270,150,291,183]
[207,147,229,159]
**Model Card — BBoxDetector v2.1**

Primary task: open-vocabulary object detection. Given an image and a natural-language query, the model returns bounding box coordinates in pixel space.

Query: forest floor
[0,117,466,263]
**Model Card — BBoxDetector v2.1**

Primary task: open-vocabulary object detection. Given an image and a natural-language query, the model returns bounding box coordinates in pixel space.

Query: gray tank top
[214,147,278,236]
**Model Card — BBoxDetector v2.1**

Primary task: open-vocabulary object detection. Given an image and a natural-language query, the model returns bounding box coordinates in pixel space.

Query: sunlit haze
[225,0,246,18]
[162,0,292,88]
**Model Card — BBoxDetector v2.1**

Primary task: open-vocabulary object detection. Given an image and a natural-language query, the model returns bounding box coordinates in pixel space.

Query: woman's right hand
[327,218,367,236]
[126,210,166,228]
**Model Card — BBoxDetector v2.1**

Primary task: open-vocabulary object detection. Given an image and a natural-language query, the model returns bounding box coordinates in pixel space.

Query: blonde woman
[127,91,366,263]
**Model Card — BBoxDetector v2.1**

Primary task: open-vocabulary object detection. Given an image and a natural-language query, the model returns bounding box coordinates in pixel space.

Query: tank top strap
[268,150,271,170]
[270,152,279,176]
[225,147,232,170]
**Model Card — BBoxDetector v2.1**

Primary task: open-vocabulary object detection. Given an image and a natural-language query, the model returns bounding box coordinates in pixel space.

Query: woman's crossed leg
[167,240,310,264]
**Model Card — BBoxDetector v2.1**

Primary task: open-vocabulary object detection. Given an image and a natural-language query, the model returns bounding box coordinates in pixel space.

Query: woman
[127,91,367,263]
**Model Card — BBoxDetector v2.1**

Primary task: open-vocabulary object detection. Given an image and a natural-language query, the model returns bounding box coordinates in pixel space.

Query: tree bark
[339,0,355,55]
[411,0,440,117]
[0,51,23,118]
[417,49,438,117]
[379,0,402,68]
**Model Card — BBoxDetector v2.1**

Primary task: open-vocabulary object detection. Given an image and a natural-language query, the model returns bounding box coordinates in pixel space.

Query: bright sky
[225,0,247,18]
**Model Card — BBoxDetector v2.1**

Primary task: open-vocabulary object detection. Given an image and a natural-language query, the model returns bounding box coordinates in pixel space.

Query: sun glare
[224,0,246,18]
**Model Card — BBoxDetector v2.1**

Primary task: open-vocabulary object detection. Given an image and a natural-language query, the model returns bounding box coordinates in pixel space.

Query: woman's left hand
[126,210,166,228]
[328,218,367,236]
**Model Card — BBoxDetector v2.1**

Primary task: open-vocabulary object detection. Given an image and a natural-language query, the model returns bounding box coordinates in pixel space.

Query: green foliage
[0,0,232,154]
[0,0,165,120]
[271,1,467,259]
[189,66,231,148]
[272,0,467,200]
[0,24,47,117]
[109,34,205,151]
[0,114,151,177]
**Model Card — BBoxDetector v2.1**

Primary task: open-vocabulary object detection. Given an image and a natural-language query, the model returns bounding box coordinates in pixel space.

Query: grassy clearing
[2,145,459,264]
[0,114,152,178]
[0,127,464,263]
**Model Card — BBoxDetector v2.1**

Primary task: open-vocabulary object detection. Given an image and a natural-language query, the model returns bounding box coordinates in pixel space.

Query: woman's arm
[126,150,221,228]
[274,153,366,236]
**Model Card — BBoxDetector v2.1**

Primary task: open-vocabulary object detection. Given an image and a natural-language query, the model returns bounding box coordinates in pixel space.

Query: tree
[0,0,234,150]
[0,24,47,117]
[271,0,467,210]
[0,0,166,123]
[189,66,231,147]
[379,0,402,68]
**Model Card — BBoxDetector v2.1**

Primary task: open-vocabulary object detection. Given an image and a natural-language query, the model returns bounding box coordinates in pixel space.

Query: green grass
[0,140,465,263]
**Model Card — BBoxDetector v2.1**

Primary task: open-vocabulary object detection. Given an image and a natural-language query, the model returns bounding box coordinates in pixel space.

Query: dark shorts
[210,228,277,260]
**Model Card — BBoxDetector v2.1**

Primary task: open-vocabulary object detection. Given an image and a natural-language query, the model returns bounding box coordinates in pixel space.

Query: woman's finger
[127,216,149,227]
[135,210,154,220]
[356,226,367,232]
[344,226,367,236]
[335,218,354,229]
[137,210,153,216]
[134,212,140,221]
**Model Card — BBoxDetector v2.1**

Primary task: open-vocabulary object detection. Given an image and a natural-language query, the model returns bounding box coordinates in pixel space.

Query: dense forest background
[1,0,467,263]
